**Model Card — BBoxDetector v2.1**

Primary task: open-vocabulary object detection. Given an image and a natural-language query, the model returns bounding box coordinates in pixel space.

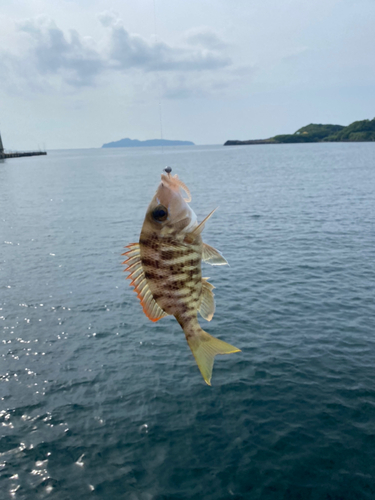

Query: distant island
[224,118,375,145]
[102,138,195,148]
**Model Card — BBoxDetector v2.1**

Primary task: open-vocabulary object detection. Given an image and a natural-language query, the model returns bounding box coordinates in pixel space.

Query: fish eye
[152,205,168,222]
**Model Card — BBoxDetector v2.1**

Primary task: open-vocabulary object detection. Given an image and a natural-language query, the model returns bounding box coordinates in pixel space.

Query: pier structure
[0,132,47,159]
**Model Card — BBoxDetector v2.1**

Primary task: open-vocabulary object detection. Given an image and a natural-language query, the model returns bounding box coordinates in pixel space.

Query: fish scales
[124,169,240,385]
[140,230,202,319]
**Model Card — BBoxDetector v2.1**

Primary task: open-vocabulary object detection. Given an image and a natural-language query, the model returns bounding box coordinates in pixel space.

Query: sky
[0,0,374,150]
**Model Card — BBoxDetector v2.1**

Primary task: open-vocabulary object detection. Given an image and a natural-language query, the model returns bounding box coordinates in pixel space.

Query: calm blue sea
[1,143,375,499]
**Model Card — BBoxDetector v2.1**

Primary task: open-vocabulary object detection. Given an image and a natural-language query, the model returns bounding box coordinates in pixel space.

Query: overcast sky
[0,0,374,149]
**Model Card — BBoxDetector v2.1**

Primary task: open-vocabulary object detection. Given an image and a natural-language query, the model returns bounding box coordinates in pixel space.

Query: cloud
[109,26,230,72]
[0,13,232,92]
[101,13,231,72]
[158,64,257,100]
[184,27,228,50]
[16,15,104,87]
[97,10,120,29]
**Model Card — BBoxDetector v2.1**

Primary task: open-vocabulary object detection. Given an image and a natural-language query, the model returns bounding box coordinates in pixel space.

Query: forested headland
[224,118,375,145]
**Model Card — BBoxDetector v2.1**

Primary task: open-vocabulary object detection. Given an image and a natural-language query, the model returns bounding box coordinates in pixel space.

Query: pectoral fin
[202,243,228,266]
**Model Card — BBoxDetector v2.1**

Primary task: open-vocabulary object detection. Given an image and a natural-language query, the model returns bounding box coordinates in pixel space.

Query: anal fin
[199,278,215,321]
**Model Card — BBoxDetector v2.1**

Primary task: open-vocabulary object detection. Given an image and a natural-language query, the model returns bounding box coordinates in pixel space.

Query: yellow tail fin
[186,328,240,386]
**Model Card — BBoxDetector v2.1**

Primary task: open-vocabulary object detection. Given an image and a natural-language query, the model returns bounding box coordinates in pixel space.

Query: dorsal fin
[184,208,217,243]
[198,277,215,321]
[122,243,168,322]
[202,243,228,266]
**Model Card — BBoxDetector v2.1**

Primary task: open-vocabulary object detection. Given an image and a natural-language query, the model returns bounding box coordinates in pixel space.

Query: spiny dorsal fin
[202,243,228,266]
[184,208,217,243]
[198,277,215,321]
[122,243,168,322]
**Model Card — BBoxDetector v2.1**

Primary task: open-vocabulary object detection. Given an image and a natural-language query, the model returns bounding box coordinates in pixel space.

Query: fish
[122,168,240,385]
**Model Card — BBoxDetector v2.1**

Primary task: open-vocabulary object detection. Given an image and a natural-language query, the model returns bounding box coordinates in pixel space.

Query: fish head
[144,172,197,233]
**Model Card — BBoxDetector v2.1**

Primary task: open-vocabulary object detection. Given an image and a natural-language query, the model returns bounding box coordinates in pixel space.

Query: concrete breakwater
[0,151,47,159]
[224,139,275,146]
[0,132,47,160]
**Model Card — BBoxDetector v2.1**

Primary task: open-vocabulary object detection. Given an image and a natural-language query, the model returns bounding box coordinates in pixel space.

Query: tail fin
[186,328,240,386]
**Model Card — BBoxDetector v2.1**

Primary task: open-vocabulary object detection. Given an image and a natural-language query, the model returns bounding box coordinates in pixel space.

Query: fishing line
[153,0,164,154]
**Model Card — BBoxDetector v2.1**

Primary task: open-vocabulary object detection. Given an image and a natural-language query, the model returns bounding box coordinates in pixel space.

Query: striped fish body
[139,226,203,322]
[123,171,240,385]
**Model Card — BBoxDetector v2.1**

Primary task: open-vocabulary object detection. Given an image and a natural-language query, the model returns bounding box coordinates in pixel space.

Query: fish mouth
[160,172,191,202]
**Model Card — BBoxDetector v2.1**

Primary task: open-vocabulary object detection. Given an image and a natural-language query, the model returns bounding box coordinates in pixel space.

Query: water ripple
[1,144,375,499]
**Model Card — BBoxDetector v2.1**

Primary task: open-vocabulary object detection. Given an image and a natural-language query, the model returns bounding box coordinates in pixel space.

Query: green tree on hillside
[324,118,375,141]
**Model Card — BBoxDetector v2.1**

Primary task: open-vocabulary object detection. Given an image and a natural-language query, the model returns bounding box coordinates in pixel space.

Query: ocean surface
[1,143,375,499]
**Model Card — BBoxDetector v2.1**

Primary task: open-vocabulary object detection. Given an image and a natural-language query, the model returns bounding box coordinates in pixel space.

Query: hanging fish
[123,168,240,385]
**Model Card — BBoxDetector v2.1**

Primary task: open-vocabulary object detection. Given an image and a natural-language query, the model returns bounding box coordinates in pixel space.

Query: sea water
[1,143,375,499]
